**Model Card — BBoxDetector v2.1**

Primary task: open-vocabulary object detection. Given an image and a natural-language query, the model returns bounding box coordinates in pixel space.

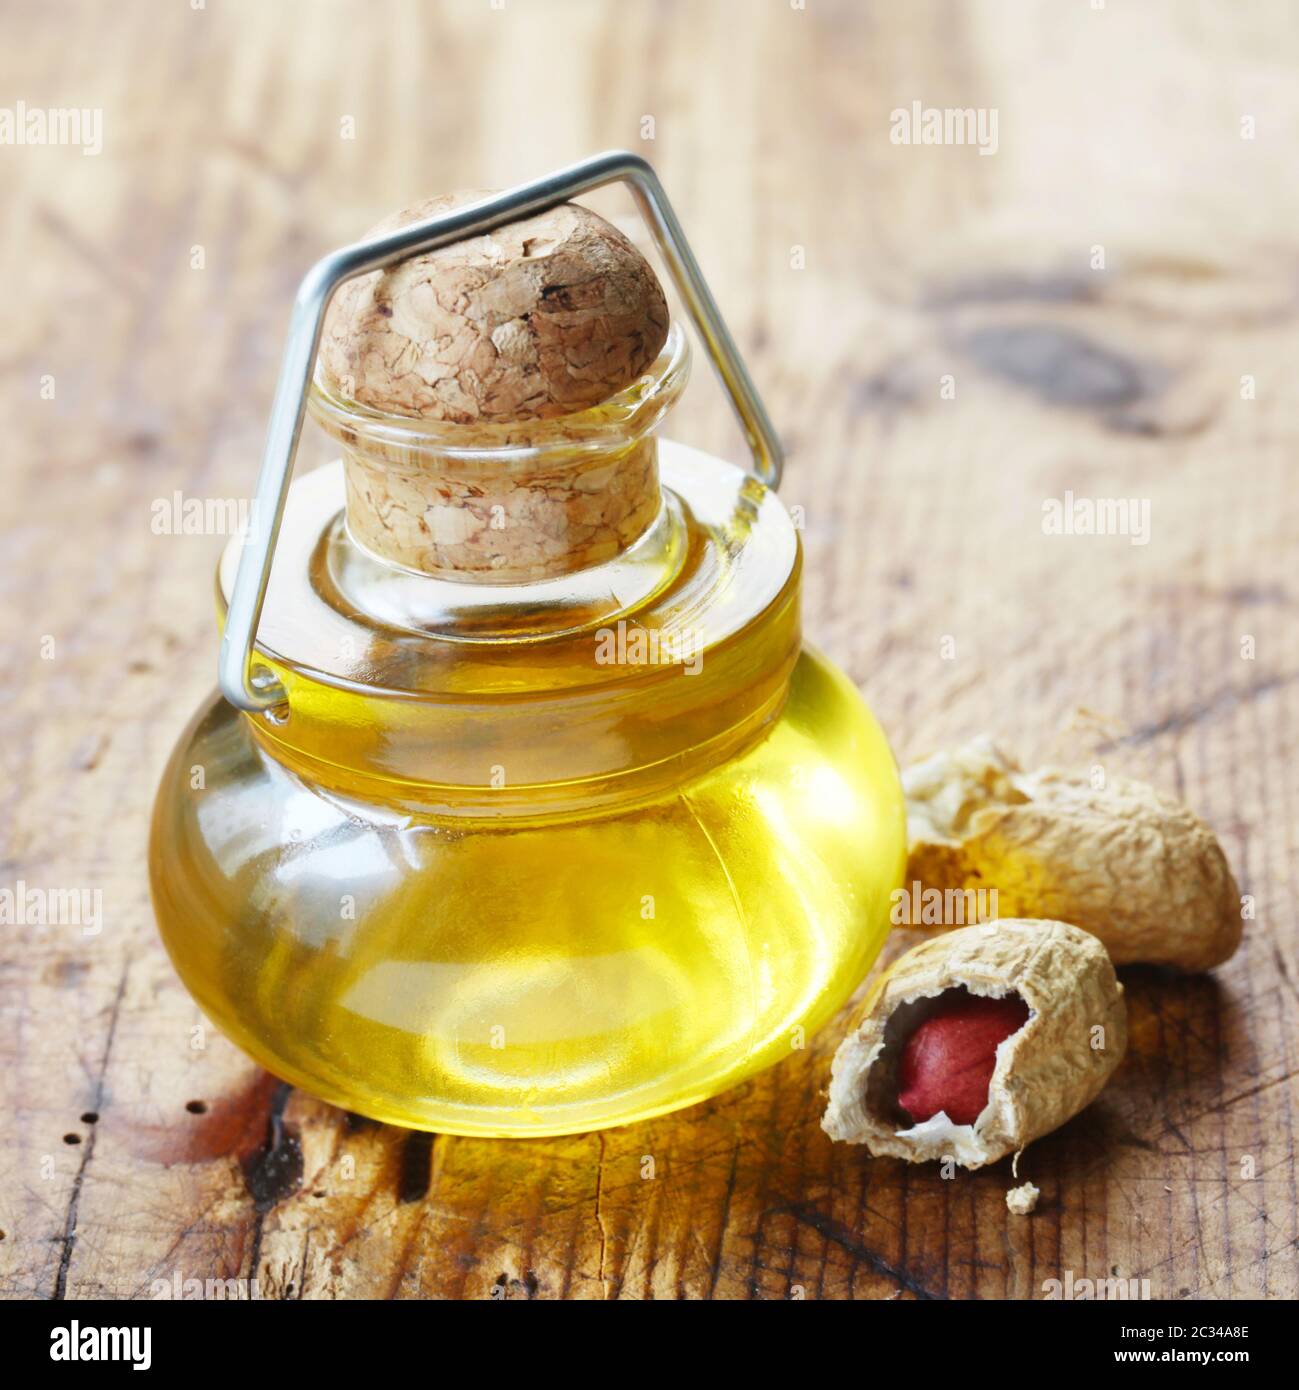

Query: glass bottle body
[151,642,901,1136]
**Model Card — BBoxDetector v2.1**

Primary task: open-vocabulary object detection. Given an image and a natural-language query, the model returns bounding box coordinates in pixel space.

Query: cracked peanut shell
[822,919,1127,1169]
[904,737,1243,972]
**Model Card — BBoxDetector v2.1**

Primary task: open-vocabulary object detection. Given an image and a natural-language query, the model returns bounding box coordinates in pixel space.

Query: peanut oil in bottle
[149,184,906,1137]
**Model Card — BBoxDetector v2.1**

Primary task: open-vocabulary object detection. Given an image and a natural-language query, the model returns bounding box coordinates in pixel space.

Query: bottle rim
[307,321,691,465]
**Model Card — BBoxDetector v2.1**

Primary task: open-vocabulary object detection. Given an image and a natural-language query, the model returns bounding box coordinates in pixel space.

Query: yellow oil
[150,647,903,1136]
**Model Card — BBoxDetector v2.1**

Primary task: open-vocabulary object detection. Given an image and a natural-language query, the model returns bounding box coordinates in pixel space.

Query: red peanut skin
[897,994,1030,1126]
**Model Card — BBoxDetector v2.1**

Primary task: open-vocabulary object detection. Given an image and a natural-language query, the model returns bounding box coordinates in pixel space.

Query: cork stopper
[336,418,664,583]
[314,193,673,581]
[320,194,669,422]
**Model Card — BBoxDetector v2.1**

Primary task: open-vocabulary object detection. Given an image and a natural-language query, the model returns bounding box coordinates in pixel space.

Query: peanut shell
[1006,1181,1040,1215]
[822,919,1127,1168]
[904,737,1243,972]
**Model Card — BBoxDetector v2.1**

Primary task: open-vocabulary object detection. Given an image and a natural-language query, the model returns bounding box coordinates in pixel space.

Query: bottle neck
[308,321,689,586]
[341,432,661,584]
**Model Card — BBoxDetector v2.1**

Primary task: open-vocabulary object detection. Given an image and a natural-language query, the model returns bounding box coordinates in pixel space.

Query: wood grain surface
[1,0,1295,1300]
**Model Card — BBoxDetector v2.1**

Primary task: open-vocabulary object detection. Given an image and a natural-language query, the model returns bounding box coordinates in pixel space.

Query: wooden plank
[0,0,1294,1300]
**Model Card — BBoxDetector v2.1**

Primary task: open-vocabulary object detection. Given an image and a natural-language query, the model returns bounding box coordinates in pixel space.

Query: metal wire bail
[218,150,783,714]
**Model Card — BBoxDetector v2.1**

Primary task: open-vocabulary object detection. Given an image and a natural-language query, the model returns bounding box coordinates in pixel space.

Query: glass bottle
[148,157,906,1136]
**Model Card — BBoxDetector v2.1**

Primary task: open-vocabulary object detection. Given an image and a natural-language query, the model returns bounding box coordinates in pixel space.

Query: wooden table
[1,0,1295,1300]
